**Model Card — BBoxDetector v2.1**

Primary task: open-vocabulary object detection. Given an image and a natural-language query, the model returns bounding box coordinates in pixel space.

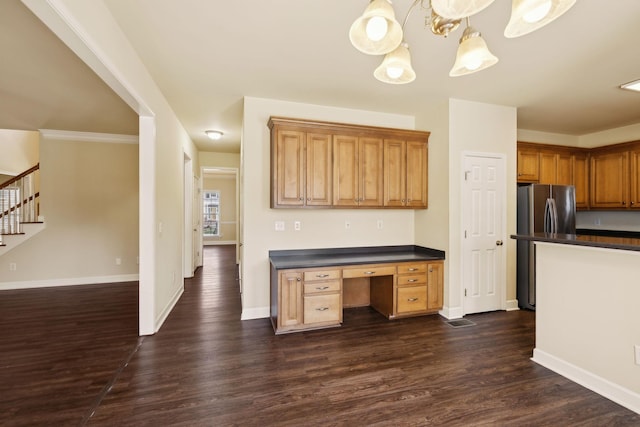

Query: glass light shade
[431,0,496,20]
[374,43,416,84]
[449,28,498,77]
[206,130,223,140]
[504,0,576,38]
[349,0,403,55]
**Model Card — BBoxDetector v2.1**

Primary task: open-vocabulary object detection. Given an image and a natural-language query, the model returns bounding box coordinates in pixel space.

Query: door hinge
[464,171,470,181]
[464,230,467,238]
[464,288,467,297]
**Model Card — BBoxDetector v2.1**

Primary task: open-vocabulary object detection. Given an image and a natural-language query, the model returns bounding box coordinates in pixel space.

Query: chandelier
[349,0,576,83]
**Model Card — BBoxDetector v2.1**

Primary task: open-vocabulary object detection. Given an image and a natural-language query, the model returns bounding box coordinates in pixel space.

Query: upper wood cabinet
[517,146,540,183]
[589,141,640,210]
[539,149,572,185]
[333,135,384,207]
[383,139,428,208]
[269,117,430,209]
[571,150,590,209]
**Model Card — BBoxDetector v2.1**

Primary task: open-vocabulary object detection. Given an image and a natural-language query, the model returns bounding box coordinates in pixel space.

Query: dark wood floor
[1,246,638,426]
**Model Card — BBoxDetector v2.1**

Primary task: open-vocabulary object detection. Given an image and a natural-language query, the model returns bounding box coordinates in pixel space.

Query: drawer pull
[408,268,418,271]
[316,286,330,290]
[407,279,418,282]
[316,307,329,311]
[316,274,330,278]
[407,297,419,302]
[364,271,376,275]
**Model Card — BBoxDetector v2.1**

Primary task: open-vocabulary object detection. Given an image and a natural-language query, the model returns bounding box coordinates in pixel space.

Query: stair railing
[0,164,40,245]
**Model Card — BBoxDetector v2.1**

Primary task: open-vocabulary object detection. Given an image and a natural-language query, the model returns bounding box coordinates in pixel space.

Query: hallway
[1,245,638,425]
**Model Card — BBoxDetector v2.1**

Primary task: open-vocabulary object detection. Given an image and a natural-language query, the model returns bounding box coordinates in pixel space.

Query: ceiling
[3,1,640,154]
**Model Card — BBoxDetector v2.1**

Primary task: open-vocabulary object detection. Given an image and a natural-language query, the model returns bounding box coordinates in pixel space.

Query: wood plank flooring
[1,245,638,426]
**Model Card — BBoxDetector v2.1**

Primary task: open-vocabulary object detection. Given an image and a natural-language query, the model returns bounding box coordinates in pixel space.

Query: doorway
[461,152,506,314]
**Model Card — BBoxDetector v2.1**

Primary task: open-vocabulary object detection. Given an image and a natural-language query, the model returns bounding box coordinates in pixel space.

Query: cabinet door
[556,153,572,185]
[572,152,589,209]
[406,140,428,208]
[630,148,640,209]
[590,150,629,208]
[332,135,359,207]
[274,130,305,207]
[383,139,406,207]
[538,151,557,184]
[306,133,332,206]
[279,271,303,328]
[426,262,443,310]
[359,137,384,207]
[517,148,539,182]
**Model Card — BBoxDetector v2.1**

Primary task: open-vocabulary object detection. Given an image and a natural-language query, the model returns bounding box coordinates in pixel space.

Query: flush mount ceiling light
[205,130,224,140]
[350,0,576,84]
[620,79,640,93]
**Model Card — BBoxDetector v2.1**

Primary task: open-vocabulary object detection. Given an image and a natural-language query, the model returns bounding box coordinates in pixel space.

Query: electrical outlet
[635,344,640,365]
[294,221,301,231]
[377,219,383,230]
[275,221,285,231]
[9,263,17,271]
[345,220,351,230]
[115,257,122,265]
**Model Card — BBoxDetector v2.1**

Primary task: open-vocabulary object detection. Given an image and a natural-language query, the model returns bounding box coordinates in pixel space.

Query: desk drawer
[342,265,396,279]
[303,269,341,282]
[304,280,341,294]
[397,263,427,274]
[304,293,341,324]
[397,286,427,314]
[397,273,427,286]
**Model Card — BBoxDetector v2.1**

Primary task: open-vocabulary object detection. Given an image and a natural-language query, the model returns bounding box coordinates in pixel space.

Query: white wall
[447,99,518,315]
[0,129,39,176]
[241,96,419,319]
[534,242,640,413]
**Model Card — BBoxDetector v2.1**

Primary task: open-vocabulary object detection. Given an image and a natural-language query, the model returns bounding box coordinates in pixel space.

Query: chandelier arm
[400,0,423,31]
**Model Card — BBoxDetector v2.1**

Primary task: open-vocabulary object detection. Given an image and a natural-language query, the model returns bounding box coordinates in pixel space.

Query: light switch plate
[275,221,285,231]
[294,221,301,231]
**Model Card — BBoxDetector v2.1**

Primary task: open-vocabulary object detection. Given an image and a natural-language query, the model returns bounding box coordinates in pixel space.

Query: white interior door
[462,153,506,314]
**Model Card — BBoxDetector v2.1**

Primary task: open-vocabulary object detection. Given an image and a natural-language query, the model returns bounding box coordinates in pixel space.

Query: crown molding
[39,129,138,144]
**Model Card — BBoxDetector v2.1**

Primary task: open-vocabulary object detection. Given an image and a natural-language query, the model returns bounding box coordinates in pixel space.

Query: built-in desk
[269,245,445,334]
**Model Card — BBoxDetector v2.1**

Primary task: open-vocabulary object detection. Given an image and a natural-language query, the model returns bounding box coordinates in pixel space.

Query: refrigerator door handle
[549,198,558,234]
[544,198,552,233]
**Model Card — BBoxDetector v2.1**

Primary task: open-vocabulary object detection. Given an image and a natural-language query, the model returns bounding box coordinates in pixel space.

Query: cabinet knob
[296,278,301,281]
[622,201,626,205]
[364,271,375,275]
[429,268,433,273]
[408,279,418,282]
[307,198,311,201]
[299,197,303,201]
[316,307,329,311]
[407,297,419,302]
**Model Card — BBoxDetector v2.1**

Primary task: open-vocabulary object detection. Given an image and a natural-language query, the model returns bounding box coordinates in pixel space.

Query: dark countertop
[510,232,640,252]
[269,245,445,270]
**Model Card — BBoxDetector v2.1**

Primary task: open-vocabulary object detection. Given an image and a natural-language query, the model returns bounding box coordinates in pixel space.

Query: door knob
[496,240,504,246]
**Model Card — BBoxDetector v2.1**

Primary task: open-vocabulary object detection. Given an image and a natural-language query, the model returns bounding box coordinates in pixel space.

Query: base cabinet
[271,260,444,334]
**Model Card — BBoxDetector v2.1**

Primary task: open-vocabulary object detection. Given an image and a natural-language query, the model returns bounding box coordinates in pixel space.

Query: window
[203,190,220,237]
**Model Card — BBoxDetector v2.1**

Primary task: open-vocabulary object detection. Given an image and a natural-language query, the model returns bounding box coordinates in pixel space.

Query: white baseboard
[505,299,520,311]
[0,274,139,290]
[241,306,270,320]
[204,240,236,246]
[154,283,184,333]
[439,305,463,319]
[533,348,640,414]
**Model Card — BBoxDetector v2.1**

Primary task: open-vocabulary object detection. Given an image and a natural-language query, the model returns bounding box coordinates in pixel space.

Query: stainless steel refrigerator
[517,184,576,310]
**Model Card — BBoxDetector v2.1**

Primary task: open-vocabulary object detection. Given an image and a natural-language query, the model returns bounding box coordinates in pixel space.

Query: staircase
[0,164,45,256]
